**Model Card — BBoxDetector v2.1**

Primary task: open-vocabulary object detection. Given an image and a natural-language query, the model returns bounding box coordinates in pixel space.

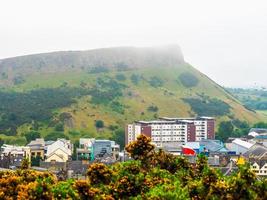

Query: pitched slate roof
[250,128,267,134]
[243,144,267,159]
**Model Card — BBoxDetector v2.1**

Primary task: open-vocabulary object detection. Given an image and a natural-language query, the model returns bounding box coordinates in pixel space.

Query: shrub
[130,74,141,85]
[183,97,230,116]
[87,163,113,185]
[54,122,64,131]
[74,180,101,199]
[147,105,158,112]
[52,179,77,199]
[115,73,126,81]
[149,76,164,87]
[25,131,41,143]
[178,72,199,87]
[89,66,109,74]
[44,131,68,141]
[13,75,25,85]
[110,101,125,114]
[125,134,155,167]
[95,120,104,128]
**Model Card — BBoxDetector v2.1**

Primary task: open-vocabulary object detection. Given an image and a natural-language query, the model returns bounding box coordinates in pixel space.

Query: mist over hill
[0,45,184,77]
[0,45,264,145]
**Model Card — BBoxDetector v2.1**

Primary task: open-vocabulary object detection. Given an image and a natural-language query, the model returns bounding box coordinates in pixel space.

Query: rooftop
[243,144,267,159]
[232,139,255,149]
[250,128,267,134]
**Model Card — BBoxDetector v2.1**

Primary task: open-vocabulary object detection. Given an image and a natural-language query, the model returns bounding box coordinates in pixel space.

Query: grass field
[1,64,266,145]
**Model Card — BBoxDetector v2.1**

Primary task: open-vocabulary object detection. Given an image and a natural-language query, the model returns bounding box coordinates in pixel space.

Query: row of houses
[126,116,267,176]
[0,138,120,170]
[219,128,267,176]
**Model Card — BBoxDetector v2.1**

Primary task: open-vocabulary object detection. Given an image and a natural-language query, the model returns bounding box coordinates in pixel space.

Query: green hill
[0,45,265,145]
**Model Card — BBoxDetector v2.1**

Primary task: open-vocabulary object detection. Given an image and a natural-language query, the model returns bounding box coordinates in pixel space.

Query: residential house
[250,161,267,176]
[27,138,45,159]
[243,144,267,176]
[76,138,94,162]
[93,140,120,159]
[0,144,31,168]
[45,139,73,162]
[228,138,255,155]
[243,144,267,160]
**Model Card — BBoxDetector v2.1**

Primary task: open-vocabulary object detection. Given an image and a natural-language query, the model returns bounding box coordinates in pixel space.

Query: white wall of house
[251,162,267,176]
[46,139,72,157]
[231,143,249,154]
[45,148,69,162]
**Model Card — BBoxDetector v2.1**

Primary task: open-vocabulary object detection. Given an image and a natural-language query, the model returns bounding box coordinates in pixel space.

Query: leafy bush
[0,135,266,199]
[90,77,125,105]
[87,163,113,185]
[0,87,90,136]
[116,62,129,71]
[88,66,109,74]
[95,120,104,128]
[178,72,199,88]
[183,97,230,116]
[25,131,41,143]
[44,131,68,141]
[147,105,158,112]
[130,74,141,85]
[54,122,64,131]
[149,76,164,88]
[125,134,155,167]
[13,75,25,85]
[110,101,125,114]
[111,128,125,148]
[115,73,126,81]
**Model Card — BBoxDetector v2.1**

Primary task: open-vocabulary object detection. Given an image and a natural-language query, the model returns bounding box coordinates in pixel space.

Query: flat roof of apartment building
[160,116,214,121]
[135,120,194,125]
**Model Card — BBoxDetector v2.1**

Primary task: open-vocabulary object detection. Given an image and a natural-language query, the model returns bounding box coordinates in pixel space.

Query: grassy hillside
[0,46,265,145]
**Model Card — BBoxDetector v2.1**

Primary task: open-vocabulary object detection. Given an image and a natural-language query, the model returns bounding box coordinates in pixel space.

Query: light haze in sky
[1,0,267,88]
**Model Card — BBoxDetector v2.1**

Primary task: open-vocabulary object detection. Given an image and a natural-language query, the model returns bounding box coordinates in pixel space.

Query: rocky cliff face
[0,45,185,76]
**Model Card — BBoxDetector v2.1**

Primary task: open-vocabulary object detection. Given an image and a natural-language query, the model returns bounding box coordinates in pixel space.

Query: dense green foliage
[216,119,265,141]
[183,97,231,116]
[227,87,267,110]
[111,128,125,148]
[178,72,199,87]
[110,101,125,114]
[44,131,69,141]
[88,66,110,74]
[25,131,41,143]
[115,73,126,81]
[90,77,126,105]
[147,105,159,112]
[13,75,26,85]
[95,120,104,128]
[0,88,90,136]
[149,76,164,88]
[0,135,266,199]
[253,122,267,128]
[130,74,141,85]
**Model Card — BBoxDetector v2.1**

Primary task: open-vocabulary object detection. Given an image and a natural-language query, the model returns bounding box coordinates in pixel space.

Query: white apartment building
[125,117,215,147]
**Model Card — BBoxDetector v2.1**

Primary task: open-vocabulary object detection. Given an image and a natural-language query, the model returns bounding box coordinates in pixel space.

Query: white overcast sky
[1,0,267,88]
